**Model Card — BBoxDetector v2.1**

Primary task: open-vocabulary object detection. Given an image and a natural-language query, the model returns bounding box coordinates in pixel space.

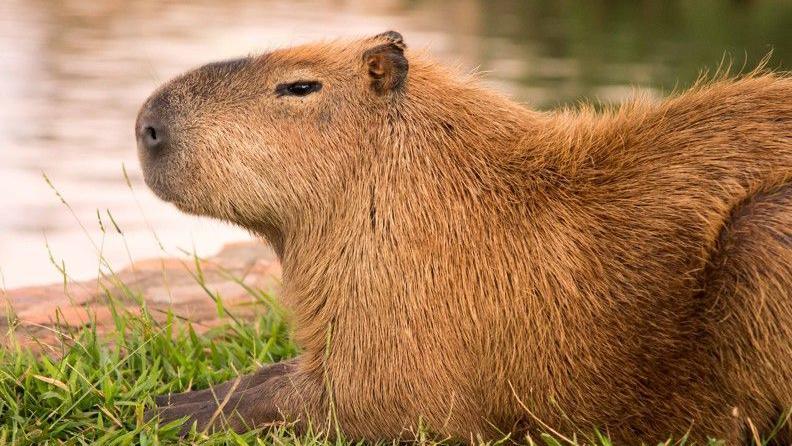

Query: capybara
[136,32,792,444]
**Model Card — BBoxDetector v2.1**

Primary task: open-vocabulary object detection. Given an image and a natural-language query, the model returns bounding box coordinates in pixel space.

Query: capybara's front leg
[156,361,323,437]
[156,382,284,436]
[153,359,297,407]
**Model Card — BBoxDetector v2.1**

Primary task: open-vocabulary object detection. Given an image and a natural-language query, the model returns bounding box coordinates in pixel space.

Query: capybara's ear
[363,31,408,94]
[372,30,406,49]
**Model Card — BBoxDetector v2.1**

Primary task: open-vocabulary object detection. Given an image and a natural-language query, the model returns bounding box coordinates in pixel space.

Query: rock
[0,240,280,350]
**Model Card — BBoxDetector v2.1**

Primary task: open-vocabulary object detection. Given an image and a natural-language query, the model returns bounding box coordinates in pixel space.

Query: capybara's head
[136,31,410,240]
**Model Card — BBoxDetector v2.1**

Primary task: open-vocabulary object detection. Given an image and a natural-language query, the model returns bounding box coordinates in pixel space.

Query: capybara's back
[137,32,792,444]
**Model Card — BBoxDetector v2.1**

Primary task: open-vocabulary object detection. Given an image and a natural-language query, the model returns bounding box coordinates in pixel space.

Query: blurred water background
[1,0,790,288]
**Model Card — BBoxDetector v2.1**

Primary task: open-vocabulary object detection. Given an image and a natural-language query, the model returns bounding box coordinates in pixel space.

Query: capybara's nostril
[138,121,168,155]
[144,126,157,142]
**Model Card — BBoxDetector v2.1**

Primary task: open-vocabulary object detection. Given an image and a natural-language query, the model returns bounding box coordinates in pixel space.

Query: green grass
[0,289,301,445]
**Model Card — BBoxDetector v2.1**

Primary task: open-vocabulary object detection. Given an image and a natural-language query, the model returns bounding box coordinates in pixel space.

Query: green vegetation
[0,286,299,445]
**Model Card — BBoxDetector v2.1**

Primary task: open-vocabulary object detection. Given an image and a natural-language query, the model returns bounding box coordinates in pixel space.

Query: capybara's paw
[154,388,217,407]
[149,386,283,436]
[153,361,297,408]
[154,393,174,407]
[147,400,217,436]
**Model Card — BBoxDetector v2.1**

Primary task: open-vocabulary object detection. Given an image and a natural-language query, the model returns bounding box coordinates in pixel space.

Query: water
[1,0,790,288]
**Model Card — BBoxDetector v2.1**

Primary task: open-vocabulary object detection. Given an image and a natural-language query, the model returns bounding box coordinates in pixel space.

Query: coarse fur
[136,32,792,444]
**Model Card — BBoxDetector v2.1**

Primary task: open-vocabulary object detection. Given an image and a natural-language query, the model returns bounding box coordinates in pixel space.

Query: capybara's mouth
[137,152,186,206]
[140,169,179,205]
[139,158,221,218]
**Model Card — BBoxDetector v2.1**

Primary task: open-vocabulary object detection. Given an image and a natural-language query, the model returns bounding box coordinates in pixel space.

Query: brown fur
[136,32,792,444]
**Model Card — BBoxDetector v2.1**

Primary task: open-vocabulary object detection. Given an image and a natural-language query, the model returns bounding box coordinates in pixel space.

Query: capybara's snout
[135,87,188,206]
[135,91,173,160]
[136,109,169,158]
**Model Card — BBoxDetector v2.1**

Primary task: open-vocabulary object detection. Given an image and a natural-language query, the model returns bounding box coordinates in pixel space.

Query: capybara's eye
[275,81,322,97]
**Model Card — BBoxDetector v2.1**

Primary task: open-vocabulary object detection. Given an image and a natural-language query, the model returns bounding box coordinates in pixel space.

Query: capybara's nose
[138,119,168,155]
